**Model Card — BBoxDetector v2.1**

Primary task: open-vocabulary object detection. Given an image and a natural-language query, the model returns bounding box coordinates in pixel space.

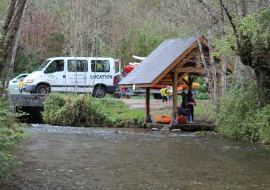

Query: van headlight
[27,79,34,84]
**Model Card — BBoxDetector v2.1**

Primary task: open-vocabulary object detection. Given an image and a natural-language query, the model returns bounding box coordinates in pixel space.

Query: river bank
[40,94,214,128]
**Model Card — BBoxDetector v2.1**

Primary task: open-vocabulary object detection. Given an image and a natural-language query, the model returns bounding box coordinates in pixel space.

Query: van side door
[66,59,89,93]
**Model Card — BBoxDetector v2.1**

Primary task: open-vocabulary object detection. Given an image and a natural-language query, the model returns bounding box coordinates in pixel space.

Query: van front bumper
[24,84,37,93]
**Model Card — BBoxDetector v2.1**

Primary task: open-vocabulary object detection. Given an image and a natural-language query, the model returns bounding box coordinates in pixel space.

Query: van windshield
[36,60,51,71]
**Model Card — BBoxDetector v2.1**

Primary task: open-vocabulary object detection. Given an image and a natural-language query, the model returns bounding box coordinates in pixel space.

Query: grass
[42,93,145,127]
[97,98,145,127]
[195,100,215,123]
[104,93,215,124]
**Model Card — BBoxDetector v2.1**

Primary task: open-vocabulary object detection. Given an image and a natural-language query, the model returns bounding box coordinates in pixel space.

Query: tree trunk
[0,0,27,95]
[186,0,214,98]
[91,0,98,57]
[0,0,17,76]
[204,0,219,108]
[7,0,28,87]
[220,1,227,96]
[233,56,241,87]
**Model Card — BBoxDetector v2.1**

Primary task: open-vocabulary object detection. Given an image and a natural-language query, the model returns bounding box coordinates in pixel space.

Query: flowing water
[0,125,270,190]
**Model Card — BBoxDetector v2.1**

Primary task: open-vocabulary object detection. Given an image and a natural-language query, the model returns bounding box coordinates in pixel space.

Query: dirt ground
[120,98,174,123]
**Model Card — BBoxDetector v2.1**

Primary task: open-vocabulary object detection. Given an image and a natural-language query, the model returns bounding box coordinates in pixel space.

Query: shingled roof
[119,36,200,87]
[119,35,234,88]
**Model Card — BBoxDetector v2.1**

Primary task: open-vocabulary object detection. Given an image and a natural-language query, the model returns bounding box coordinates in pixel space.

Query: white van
[23,57,121,98]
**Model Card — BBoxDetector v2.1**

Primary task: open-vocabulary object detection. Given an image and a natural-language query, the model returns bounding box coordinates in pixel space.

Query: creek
[0,125,270,190]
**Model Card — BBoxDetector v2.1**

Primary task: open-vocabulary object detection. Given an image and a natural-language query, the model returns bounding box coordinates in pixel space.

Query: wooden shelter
[119,36,234,126]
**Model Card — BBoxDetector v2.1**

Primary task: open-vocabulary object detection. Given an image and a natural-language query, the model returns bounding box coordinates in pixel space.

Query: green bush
[251,105,270,144]
[216,77,260,141]
[42,93,66,125]
[196,92,209,100]
[42,93,145,127]
[195,77,209,100]
[0,98,32,179]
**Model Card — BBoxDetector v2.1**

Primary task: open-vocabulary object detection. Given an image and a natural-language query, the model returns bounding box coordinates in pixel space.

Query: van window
[37,60,50,71]
[46,60,64,73]
[68,60,88,72]
[91,60,110,72]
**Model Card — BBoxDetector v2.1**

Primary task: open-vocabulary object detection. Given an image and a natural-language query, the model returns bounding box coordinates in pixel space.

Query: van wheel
[153,93,162,99]
[36,85,49,94]
[93,86,106,98]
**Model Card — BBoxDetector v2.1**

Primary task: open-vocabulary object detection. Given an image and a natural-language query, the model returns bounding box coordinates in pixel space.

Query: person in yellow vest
[97,62,103,71]
[167,86,173,106]
[160,85,168,106]
[18,79,24,93]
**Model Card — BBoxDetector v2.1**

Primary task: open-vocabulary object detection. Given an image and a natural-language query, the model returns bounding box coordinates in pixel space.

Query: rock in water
[160,126,170,131]
[171,129,181,132]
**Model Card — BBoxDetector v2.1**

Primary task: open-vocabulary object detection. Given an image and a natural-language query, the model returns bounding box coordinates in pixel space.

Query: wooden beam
[177,73,188,83]
[200,35,234,73]
[226,62,235,72]
[196,54,201,68]
[149,35,234,88]
[178,67,205,73]
[177,49,199,70]
[203,53,211,63]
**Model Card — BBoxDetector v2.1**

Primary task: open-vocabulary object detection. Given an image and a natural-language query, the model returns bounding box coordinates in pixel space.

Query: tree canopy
[1,0,270,108]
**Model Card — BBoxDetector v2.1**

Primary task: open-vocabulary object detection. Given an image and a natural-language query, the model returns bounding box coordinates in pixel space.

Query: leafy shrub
[42,93,145,127]
[0,98,31,179]
[42,93,65,125]
[196,92,209,100]
[250,105,270,144]
[216,77,259,141]
[195,77,209,100]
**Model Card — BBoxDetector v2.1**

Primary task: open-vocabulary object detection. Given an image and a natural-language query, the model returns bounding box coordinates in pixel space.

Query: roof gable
[119,36,198,86]
[119,35,233,87]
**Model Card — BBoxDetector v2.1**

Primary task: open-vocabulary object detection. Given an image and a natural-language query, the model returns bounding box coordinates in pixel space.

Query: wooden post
[144,87,152,123]
[188,75,192,92]
[187,75,195,92]
[170,67,178,126]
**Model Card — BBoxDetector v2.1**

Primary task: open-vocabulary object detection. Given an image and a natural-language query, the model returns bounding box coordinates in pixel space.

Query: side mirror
[44,68,49,73]
[113,66,116,69]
